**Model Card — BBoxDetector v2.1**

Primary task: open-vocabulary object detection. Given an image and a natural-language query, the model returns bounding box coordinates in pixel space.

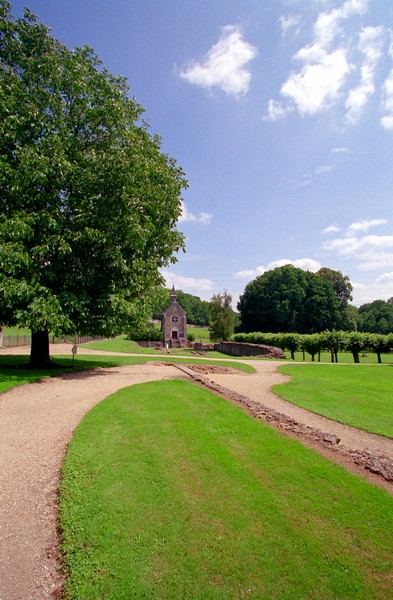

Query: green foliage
[0,3,186,363]
[151,288,210,326]
[275,364,393,438]
[126,322,162,342]
[238,265,352,334]
[209,290,234,342]
[59,379,393,599]
[357,300,393,334]
[233,330,393,363]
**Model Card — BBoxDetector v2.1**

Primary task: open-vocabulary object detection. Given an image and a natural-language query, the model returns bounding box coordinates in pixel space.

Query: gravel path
[0,345,392,599]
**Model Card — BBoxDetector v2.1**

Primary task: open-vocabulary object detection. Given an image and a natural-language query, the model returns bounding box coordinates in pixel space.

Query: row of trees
[233,331,393,364]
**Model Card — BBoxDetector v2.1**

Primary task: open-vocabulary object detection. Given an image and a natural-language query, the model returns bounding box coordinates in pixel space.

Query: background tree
[151,288,210,326]
[0,3,187,367]
[357,300,393,334]
[237,265,347,334]
[237,265,307,333]
[209,291,234,342]
[317,267,355,330]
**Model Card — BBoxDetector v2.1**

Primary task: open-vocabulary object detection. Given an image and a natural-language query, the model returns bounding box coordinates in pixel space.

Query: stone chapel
[162,286,187,348]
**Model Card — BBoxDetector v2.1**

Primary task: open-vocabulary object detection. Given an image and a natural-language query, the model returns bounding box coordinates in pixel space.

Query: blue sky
[11,0,393,307]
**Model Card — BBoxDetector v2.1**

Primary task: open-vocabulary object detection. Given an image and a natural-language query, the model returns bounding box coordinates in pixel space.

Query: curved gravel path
[0,345,392,599]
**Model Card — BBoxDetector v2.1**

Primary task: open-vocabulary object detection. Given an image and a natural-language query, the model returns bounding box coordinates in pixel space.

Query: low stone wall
[214,341,285,359]
[138,340,163,349]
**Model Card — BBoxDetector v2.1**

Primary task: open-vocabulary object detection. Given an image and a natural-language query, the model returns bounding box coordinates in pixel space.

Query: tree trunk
[352,352,360,364]
[377,352,382,364]
[29,330,52,369]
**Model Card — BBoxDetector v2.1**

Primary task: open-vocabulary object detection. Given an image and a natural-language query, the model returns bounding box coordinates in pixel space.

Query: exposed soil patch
[185,364,240,375]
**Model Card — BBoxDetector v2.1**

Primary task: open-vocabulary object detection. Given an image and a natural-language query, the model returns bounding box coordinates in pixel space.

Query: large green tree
[0,3,186,367]
[317,267,355,330]
[209,291,234,342]
[237,265,347,334]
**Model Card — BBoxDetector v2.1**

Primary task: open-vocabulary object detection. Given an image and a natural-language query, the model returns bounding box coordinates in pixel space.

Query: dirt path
[0,360,182,600]
[0,345,392,599]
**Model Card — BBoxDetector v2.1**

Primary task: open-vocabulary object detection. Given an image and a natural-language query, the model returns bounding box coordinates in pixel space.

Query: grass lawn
[274,364,393,438]
[188,325,211,341]
[0,353,254,395]
[2,326,31,336]
[82,338,393,364]
[59,379,393,599]
[291,351,393,364]
[81,335,236,360]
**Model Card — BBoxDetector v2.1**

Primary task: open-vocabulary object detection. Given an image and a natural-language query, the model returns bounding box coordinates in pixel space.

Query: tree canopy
[151,288,210,326]
[0,2,187,366]
[209,291,235,342]
[357,300,393,334]
[237,265,353,334]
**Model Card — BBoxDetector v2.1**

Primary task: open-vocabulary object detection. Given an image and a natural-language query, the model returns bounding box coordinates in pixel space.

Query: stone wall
[214,341,285,359]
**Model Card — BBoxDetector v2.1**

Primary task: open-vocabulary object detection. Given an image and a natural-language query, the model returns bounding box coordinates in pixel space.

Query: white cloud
[234,258,321,279]
[380,69,393,130]
[347,218,388,233]
[263,99,294,121]
[314,163,334,174]
[351,273,393,305]
[280,14,302,37]
[265,0,393,127]
[331,147,350,153]
[162,270,214,297]
[234,266,266,279]
[323,235,393,255]
[323,224,341,234]
[179,201,212,224]
[345,25,385,124]
[179,25,257,97]
[381,35,393,129]
[323,226,393,272]
[313,0,368,48]
[356,252,393,272]
[281,47,351,115]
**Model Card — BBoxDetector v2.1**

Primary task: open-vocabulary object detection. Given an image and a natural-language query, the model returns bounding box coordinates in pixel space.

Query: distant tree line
[151,288,211,326]
[357,299,393,334]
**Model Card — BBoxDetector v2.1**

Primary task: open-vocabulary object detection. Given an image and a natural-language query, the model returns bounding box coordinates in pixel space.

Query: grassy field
[81,335,231,359]
[188,325,211,341]
[0,353,254,395]
[274,364,393,438]
[59,379,393,599]
[291,351,393,364]
[81,337,393,363]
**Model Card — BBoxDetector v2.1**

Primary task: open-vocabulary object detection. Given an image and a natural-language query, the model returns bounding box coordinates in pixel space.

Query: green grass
[291,351,393,364]
[188,325,211,341]
[81,335,238,360]
[82,336,162,354]
[274,364,393,438]
[2,326,31,336]
[0,353,254,395]
[59,379,393,599]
